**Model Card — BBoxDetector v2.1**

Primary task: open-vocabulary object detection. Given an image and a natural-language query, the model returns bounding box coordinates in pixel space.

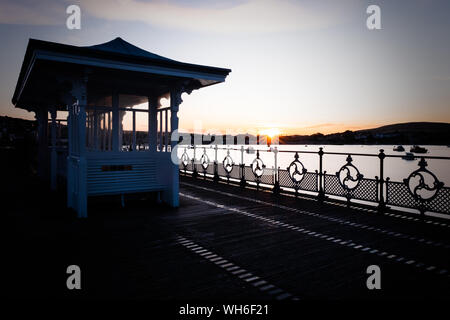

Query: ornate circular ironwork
[200,148,210,171]
[336,155,363,190]
[222,150,234,174]
[403,158,444,202]
[287,152,307,183]
[251,151,265,178]
[180,148,189,169]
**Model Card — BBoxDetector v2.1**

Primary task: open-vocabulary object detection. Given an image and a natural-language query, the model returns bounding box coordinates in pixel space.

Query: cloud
[83,0,353,33]
[0,0,67,25]
[303,123,336,129]
[0,0,355,33]
[294,122,369,135]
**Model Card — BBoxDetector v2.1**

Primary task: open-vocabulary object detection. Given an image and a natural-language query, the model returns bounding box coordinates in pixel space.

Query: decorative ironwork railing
[178,145,450,218]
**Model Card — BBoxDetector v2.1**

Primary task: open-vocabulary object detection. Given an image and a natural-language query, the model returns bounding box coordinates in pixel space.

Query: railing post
[181,147,187,174]
[377,149,386,213]
[255,150,260,190]
[213,144,219,183]
[272,147,280,194]
[240,146,246,187]
[318,147,325,201]
[226,147,231,184]
[192,144,198,178]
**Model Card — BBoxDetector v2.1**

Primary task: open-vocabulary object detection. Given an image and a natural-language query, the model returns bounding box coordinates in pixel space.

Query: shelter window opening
[85,94,151,152]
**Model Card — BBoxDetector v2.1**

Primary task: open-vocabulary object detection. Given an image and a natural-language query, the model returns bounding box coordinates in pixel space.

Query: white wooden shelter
[12,38,230,217]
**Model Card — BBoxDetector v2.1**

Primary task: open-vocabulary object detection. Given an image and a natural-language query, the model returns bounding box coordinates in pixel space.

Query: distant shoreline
[1,116,449,146]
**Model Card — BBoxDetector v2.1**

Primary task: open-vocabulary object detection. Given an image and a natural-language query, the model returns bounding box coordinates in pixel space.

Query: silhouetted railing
[179,145,450,218]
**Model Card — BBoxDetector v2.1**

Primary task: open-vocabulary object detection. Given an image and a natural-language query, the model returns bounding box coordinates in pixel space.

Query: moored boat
[410,145,428,153]
[402,152,416,161]
[393,145,405,152]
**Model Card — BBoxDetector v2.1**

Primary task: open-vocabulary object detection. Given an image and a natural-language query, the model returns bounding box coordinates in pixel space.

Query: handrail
[180,145,450,160]
[179,144,450,218]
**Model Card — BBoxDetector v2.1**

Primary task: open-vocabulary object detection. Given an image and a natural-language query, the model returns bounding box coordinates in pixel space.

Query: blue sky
[0,0,449,134]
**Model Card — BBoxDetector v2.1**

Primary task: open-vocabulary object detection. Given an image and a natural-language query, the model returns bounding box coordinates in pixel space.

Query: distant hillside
[0,116,36,136]
[358,122,450,134]
[1,116,449,146]
[280,122,450,145]
[0,116,37,148]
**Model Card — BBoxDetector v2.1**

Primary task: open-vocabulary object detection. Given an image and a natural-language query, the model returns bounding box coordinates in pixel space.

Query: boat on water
[410,145,428,153]
[393,145,405,152]
[246,147,255,154]
[402,152,416,161]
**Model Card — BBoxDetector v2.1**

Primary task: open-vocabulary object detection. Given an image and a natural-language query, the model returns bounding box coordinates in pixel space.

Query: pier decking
[2,173,450,300]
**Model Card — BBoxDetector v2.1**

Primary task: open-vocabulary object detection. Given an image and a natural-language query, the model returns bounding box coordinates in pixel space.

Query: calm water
[182,144,450,185]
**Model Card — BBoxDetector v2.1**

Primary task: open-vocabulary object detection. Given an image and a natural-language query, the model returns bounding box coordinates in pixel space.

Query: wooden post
[35,108,48,180]
[159,109,163,152]
[93,109,98,150]
[112,92,119,152]
[67,104,73,209]
[132,110,136,151]
[148,96,159,152]
[162,88,181,207]
[102,113,106,151]
[50,106,57,190]
[78,102,87,218]
[67,77,88,218]
[107,112,112,151]
[165,109,169,152]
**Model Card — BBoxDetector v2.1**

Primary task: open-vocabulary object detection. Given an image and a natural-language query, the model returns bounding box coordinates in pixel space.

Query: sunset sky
[0,0,449,135]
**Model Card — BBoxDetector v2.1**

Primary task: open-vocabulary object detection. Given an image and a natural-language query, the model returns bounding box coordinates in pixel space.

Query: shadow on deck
[2,172,450,301]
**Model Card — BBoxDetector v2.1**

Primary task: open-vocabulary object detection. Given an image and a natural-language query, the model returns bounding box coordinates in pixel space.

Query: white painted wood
[67,103,73,209]
[34,50,227,82]
[159,109,163,152]
[86,151,169,195]
[165,109,169,152]
[50,107,57,190]
[107,112,112,151]
[132,110,136,151]
[112,92,119,151]
[67,77,88,218]
[36,108,48,179]
[162,88,181,207]
[148,96,158,152]
[13,39,230,219]
[93,109,98,150]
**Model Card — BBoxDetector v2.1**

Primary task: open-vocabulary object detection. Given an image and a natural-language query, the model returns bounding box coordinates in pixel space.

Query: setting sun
[259,128,280,138]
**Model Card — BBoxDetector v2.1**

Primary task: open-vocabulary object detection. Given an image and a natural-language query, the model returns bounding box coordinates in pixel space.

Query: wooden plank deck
[174,177,450,300]
[2,173,450,300]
